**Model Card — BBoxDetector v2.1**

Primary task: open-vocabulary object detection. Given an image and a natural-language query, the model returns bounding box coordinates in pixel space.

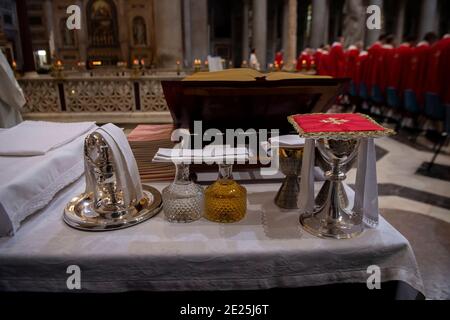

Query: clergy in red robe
[345,44,360,80]
[364,35,385,92]
[404,33,438,105]
[317,49,331,76]
[378,36,396,93]
[314,49,323,74]
[296,49,312,71]
[425,36,450,98]
[435,35,450,105]
[354,51,368,91]
[274,51,284,69]
[389,41,413,92]
[329,40,345,77]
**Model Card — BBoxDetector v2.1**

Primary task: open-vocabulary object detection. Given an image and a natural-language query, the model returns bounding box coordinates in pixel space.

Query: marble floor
[369,135,450,299]
[349,135,450,223]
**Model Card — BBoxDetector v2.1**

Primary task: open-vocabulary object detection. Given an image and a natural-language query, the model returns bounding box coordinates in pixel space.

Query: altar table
[0,177,424,297]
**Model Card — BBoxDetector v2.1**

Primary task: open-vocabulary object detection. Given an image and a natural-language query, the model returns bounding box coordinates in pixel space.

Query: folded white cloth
[0,126,96,236]
[153,145,249,164]
[85,124,143,205]
[269,135,305,148]
[0,121,96,156]
[354,138,380,227]
[298,139,316,213]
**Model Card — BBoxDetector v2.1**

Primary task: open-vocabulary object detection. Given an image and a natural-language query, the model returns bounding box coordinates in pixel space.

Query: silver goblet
[300,139,363,239]
[314,143,357,210]
[274,147,303,209]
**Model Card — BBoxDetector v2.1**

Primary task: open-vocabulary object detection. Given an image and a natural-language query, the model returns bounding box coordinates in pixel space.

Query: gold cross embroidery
[320,117,349,125]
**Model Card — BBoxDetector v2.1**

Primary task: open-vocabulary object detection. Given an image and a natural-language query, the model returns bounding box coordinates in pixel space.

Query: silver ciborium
[274,147,303,209]
[63,131,162,231]
[300,139,363,239]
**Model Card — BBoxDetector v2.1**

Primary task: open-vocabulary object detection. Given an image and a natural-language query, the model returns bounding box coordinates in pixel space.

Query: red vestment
[438,38,450,104]
[317,52,331,76]
[345,46,360,80]
[403,42,430,105]
[388,44,413,92]
[354,52,368,89]
[426,38,450,100]
[364,42,383,91]
[296,52,312,71]
[329,42,345,77]
[274,52,283,67]
[378,45,395,93]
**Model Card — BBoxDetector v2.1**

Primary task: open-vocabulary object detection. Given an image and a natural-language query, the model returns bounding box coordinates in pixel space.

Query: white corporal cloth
[299,138,380,227]
[88,124,143,204]
[0,124,96,236]
[0,121,96,156]
[0,51,26,128]
[0,178,424,295]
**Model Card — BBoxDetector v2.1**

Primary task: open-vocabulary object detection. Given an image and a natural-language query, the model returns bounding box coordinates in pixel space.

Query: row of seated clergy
[318,35,450,113]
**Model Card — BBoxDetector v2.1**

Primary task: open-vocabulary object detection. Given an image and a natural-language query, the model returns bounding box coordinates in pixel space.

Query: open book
[182,68,331,82]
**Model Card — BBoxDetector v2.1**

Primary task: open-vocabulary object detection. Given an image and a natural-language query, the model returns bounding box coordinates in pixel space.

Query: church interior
[0,0,449,305]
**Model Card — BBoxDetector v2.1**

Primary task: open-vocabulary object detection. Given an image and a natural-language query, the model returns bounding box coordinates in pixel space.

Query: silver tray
[63,185,162,231]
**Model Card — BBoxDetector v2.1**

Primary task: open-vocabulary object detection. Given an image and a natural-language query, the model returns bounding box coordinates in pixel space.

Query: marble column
[154,0,184,67]
[395,0,406,44]
[117,0,129,62]
[182,0,192,66]
[364,0,383,48]
[190,0,208,62]
[285,0,297,70]
[16,0,35,72]
[242,0,249,62]
[76,0,88,62]
[282,0,289,53]
[252,0,267,70]
[310,0,329,48]
[418,0,438,41]
[342,0,365,47]
[44,0,55,58]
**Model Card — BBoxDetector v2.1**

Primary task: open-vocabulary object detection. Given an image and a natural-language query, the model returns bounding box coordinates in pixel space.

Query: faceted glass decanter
[162,162,204,222]
[204,164,247,223]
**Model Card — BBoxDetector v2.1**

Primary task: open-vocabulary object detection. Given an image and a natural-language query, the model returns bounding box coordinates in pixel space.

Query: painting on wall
[87,0,118,47]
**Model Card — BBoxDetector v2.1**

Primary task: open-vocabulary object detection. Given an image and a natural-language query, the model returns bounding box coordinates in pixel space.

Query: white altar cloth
[0,178,424,294]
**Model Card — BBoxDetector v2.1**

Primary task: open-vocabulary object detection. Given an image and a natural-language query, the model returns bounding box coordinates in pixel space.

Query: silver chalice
[300,139,363,239]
